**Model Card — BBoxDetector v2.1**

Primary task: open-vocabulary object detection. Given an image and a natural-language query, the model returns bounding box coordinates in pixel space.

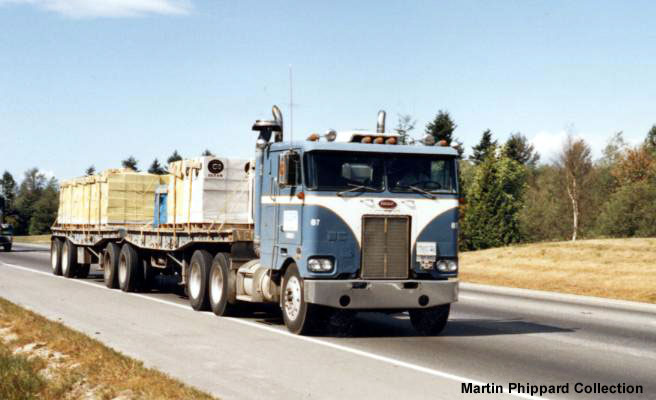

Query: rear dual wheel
[51,238,63,276]
[118,243,141,292]
[61,240,79,278]
[188,250,212,311]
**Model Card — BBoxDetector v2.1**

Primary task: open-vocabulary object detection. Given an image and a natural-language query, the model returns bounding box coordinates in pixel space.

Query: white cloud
[529,130,623,163]
[0,0,191,18]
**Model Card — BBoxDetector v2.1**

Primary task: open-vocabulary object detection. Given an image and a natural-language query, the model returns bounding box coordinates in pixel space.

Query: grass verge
[11,235,51,244]
[0,297,216,400]
[459,238,656,304]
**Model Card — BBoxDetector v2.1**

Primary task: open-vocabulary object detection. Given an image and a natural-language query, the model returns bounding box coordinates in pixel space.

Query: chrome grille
[361,216,410,279]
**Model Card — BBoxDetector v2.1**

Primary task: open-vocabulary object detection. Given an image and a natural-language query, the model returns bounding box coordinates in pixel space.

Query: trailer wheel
[50,238,63,276]
[118,243,140,292]
[209,252,237,316]
[103,243,120,288]
[188,250,212,311]
[77,264,90,279]
[409,304,450,336]
[282,263,323,335]
[61,240,79,278]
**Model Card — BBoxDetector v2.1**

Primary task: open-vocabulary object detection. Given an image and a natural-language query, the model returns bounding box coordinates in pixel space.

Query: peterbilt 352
[50,107,460,335]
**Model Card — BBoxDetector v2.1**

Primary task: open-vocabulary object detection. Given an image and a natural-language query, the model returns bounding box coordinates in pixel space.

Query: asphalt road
[1,244,655,400]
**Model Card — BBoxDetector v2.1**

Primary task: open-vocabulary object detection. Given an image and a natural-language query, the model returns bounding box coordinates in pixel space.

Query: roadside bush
[595,181,656,237]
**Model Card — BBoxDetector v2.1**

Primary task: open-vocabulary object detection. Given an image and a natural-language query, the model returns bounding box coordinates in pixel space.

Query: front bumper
[304,279,458,310]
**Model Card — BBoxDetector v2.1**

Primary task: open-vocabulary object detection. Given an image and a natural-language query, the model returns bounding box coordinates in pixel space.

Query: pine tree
[461,155,527,249]
[167,150,182,164]
[121,156,139,171]
[29,177,59,235]
[425,110,456,144]
[470,130,497,164]
[503,133,540,166]
[148,159,166,175]
[201,149,215,156]
[85,165,96,176]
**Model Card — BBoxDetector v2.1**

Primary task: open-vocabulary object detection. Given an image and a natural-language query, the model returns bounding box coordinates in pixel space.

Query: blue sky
[1,0,655,181]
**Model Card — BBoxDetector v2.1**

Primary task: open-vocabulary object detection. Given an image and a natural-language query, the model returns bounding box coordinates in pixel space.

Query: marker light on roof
[324,130,337,142]
[385,137,397,145]
[361,136,373,144]
[374,137,384,144]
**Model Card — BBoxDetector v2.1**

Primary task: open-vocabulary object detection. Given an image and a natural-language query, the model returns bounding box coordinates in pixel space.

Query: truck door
[275,150,303,267]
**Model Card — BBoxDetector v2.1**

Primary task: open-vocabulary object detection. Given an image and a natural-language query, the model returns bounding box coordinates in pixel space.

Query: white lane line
[1,261,549,400]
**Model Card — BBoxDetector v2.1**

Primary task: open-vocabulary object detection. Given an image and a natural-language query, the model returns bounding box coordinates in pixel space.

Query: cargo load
[167,156,252,226]
[57,169,162,226]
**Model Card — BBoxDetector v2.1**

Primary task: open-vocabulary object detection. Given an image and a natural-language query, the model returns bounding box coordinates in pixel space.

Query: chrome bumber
[304,279,458,309]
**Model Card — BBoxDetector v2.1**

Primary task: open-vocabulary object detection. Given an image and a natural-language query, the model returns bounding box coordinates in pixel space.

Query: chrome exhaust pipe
[377,110,386,133]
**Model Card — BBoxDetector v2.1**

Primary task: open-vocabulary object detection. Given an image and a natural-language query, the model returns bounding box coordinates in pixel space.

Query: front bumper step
[304,279,458,310]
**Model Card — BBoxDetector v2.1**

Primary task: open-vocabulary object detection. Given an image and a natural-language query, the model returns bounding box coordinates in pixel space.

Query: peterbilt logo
[378,199,397,209]
[207,159,224,174]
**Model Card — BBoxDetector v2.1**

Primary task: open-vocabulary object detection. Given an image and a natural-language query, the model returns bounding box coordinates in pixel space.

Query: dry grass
[0,297,216,400]
[460,238,656,304]
[12,235,51,244]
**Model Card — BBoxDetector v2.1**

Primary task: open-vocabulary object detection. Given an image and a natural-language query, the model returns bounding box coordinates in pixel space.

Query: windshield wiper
[397,185,436,199]
[337,183,379,197]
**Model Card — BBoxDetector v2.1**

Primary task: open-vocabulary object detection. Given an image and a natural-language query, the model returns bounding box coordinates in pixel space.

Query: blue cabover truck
[50,106,460,335]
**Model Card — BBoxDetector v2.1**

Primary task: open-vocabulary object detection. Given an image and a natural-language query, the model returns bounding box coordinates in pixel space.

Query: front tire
[103,243,120,288]
[188,250,212,311]
[409,304,450,336]
[50,238,63,276]
[61,240,79,278]
[281,264,323,335]
[118,243,140,292]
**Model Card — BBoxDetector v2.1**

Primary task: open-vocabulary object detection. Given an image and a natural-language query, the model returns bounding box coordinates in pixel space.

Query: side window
[278,151,301,187]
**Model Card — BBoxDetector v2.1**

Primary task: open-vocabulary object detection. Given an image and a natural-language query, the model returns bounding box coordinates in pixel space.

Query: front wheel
[281,264,325,335]
[409,304,451,336]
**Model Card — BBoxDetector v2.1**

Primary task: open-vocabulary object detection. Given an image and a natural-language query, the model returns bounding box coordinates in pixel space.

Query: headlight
[436,260,457,273]
[308,258,334,272]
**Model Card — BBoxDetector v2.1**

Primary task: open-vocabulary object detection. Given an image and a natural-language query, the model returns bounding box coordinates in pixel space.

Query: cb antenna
[289,64,293,145]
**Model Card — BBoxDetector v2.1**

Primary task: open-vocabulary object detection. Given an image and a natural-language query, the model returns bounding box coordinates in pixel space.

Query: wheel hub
[189,262,202,299]
[210,267,223,303]
[284,276,302,321]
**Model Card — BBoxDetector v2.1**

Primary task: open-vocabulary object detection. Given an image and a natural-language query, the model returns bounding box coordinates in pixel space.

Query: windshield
[304,151,457,193]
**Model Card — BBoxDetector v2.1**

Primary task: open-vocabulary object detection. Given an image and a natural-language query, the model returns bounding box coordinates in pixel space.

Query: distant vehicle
[0,224,13,252]
[50,107,461,335]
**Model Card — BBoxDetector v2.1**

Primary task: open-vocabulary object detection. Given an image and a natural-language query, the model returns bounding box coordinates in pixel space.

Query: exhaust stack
[376,110,386,133]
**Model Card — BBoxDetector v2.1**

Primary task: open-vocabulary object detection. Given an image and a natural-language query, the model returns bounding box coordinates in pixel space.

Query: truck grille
[361,215,410,279]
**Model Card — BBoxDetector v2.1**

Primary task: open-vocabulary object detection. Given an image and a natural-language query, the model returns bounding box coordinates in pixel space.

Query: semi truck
[50,107,460,335]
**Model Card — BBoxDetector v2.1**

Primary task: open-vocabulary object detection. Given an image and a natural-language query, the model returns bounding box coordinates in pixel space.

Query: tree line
[2,118,655,243]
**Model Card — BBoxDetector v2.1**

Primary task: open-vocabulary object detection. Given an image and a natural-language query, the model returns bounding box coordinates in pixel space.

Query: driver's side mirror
[279,151,301,186]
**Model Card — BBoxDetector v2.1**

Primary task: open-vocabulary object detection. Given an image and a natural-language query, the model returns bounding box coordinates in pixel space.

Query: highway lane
[1,244,654,400]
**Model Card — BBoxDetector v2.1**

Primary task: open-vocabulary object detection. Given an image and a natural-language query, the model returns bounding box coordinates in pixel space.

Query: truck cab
[0,223,13,252]
[251,109,460,334]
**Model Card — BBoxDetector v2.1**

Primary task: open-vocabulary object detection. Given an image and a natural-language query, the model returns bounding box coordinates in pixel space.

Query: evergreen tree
[85,165,96,176]
[461,155,527,250]
[148,159,166,175]
[167,150,182,164]
[201,149,215,156]
[29,177,59,234]
[14,168,47,234]
[425,110,464,157]
[425,110,456,144]
[470,130,497,164]
[502,133,540,166]
[646,124,656,155]
[0,171,16,211]
[121,156,139,171]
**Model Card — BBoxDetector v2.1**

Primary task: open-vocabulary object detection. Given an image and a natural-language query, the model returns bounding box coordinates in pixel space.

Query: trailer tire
[409,304,450,336]
[118,243,140,292]
[209,252,237,316]
[281,264,323,335]
[77,264,90,279]
[141,258,157,292]
[50,238,63,276]
[61,240,79,278]
[188,250,212,311]
[103,243,120,288]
